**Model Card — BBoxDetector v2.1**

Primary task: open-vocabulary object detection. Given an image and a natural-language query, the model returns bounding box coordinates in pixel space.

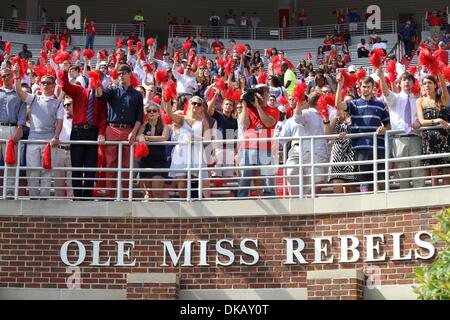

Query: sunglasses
[41,81,54,85]
[191,102,202,106]
[1,74,12,79]
[147,109,159,113]
[118,71,129,76]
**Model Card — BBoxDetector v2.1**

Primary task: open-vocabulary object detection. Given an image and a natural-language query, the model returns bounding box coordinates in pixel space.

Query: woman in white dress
[164,95,211,199]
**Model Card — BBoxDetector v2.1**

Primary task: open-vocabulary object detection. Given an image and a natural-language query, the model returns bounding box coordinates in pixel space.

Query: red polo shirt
[61,71,107,135]
[86,23,96,35]
[243,106,280,150]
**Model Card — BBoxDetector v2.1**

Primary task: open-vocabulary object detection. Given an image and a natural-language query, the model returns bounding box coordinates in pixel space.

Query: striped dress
[328,119,357,181]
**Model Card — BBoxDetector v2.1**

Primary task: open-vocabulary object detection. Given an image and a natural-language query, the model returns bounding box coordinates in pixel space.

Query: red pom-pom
[293,82,307,103]
[183,100,189,115]
[207,89,215,102]
[116,37,123,49]
[355,69,366,81]
[182,39,192,52]
[44,40,53,52]
[136,42,143,52]
[224,86,234,100]
[138,49,146,61]
[217,57,226,68]
[369,48,385,69]
[188,50,196,62]
[407,66,417,75]
[60,40,68,52]
[279,96,288,106]
[215,77,226,91]
[40,50,47,66]
[339,69,357,89]
[162,112,172,125]
[5,139,16,165]
[146,38,154,47]
[386,59,397,82]
[143,63,153,73]
[317,94,336,119]
[418,47,440,76]
[224,59,233,75]
[162,81,177,102]
[88,70,101,88]
[177,66,184,74]
[127,40,134,49]
[45,65,56,78]
[5,42,11,55]
[234,44,246,55]
[152,95,161,104]
[155,69,169,84]
[98,50,106,61]
[232,89,242,103]
[42,143,52,169]
[130,73,139,88]
[265,48,271,57]
[52,50,72,64]
[11,57,27,80]
[82,49,95,60]
[134,142,149,158]
[442,65,450,83]
[109,68,118,80]
[57,69,65,85]
[33,66,46,78]
[199,56,207,68]
[257,72,268,84]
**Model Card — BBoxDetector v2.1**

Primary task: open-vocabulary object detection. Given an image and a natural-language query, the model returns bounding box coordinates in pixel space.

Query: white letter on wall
[414,231,435,260]
[116,241,136,267]
[366,235,387,262]
[60,240,86,266]
[240,239,259,266]
[161,241,193,267]
[339,236,360,263]
[216,239,235,266]
[283,238,308,264]
[313,237,334,264]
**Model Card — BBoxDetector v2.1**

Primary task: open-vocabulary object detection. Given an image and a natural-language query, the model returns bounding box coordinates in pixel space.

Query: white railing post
[117,142,122,201]
[128,143,134,202]
[282,139,287,198]
[310,138,316,198]
[198,141,203,200]
[373,133,378,193]
[187,140,192,201]
[384,131,390,192]
[13,140,22,200]
[299,137,304,199]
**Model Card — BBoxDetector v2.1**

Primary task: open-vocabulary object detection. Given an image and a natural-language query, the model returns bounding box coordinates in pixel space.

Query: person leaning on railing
[378,68,425,189]
[96,64,143,199]
[238,85,279,198]
[0,67,27,197]
[335,73,391,193]
[60,66,107,199]
[416,73,450,186]
[13,63,63,198]
[281,92,328,197]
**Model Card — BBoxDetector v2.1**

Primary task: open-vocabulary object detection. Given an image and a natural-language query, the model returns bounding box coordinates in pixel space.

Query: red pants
[104,126,133,199]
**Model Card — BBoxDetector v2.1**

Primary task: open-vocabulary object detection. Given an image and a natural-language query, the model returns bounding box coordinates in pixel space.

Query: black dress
[328,119,357,181]
[138,124,169,178]
[421,106,450,165]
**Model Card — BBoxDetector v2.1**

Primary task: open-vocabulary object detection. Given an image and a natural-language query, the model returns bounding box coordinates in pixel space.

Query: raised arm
[162,99,184,127]
[12,64,28,102]
[437,72,449,106]
[377,68,391,98]
[335,73,348,111]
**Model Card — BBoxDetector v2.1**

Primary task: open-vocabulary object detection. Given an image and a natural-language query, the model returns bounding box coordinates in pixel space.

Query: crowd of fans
[0,12,449,200]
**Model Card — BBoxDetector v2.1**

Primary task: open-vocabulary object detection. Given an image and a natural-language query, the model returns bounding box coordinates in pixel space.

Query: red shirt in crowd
[86,23,96,35]
[211,40,224,52]
[59,33,72,43]
[433,48,449,66]
[243,105,280,150]
[427,15,442,26]
[128,34,140,43]
[61,71,107,135]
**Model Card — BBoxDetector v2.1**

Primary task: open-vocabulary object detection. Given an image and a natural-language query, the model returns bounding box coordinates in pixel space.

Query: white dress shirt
[384,91,418,133]
[172,68,197,95]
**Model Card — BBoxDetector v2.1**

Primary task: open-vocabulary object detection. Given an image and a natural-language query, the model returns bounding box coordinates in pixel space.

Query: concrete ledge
[307,269,365,281]
[0,288,125,300]
[0,285,417,300]
[126,273,179,284]
[0,186,448,218]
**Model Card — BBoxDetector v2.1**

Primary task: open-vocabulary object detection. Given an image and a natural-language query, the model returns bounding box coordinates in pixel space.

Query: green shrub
[413,208,450,300]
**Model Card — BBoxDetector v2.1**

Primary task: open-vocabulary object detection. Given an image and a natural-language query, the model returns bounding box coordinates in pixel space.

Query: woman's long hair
[144,104,164,135]
[421,75,443,111]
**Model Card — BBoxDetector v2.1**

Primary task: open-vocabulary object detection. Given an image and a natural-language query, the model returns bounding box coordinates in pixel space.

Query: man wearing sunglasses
[60,66,107,199]
[96,64,143,199]
[13,63,64,198]
[0,68,27,196]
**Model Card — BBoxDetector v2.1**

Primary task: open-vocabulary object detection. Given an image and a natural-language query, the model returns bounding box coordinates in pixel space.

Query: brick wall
[307,270,365,300]
[126,273,179,300]
[0,206,444,291]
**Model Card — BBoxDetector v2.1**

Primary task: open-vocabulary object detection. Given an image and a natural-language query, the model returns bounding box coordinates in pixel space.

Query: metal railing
[168,20,398,40]
[1,127,449,202]
[0,18,144,37]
